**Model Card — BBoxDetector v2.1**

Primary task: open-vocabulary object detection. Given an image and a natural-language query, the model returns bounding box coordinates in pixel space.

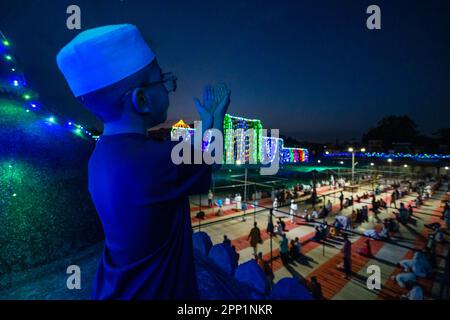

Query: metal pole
[244,167,248,202]
[270,209,273,275]
[352,151,355,184]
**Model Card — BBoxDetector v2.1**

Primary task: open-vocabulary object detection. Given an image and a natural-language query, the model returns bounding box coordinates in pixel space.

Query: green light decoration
[0,32,99,142]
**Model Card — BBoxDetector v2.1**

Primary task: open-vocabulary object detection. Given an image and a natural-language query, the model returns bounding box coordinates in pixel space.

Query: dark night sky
[1,0,449,142]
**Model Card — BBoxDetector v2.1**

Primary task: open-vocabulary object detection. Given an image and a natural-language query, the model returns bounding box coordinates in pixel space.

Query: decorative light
[325,151,329,155]
[445,166,449,170]
[30,103,37,108]
[348,147,354,152]
[317,160,321,163]
[22,94,31,100]
[360,148,366,152]
[12,193,17,197]
[12,80,19,87]
[370,162,374,166]
[340,161,344,165]
[388,158,393,163]
[5,54,13,61]
[48,116,56,123]
[2,39,10,46]
[403,164,408,168]
[11,68,15,72]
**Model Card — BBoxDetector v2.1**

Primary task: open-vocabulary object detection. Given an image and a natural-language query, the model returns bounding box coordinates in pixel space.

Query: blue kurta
[88,133,211,299]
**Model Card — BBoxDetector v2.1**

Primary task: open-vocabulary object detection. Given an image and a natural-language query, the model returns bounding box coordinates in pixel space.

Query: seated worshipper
[314,226,323,242]
[318,206,326,219]
[394,251,433,288]
[56,24,231,300]
[311,207,319,220]
[401,281,424,300]
[216,198,224,216]
[429,224,444,243]
[363,223,388,240]
[333,219,343,237]
[343,198,349,208]
[326,199,333,213]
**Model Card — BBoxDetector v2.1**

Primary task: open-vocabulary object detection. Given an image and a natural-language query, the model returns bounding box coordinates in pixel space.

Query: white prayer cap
[56,24,155,97]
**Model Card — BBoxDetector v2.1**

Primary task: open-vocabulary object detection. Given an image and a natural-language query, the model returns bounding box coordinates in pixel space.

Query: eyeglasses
[145,72,177,93]
[122,72,177,100]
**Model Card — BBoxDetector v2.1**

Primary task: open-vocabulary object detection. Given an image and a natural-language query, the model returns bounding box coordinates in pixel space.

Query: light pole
[388,158,393,181]
[348,147,365,185]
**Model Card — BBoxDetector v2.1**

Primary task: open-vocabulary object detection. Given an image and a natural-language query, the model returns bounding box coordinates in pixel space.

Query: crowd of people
[209,174,448,300]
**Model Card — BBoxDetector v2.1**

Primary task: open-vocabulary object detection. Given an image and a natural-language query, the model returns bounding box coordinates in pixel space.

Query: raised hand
[194,83,231,131]
[213,82,231,120]
[194,85,215,130]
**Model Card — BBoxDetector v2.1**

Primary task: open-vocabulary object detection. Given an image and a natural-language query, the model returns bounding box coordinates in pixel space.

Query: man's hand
[213,82,231,126]
[194,83,231,132]
[194,85,215,131]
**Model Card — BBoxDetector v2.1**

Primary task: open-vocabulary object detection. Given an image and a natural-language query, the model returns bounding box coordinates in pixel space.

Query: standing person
[207,190,214,207]
[280,234,289,265]
[341,233,352,279]
[290,199,298,224]
[56,24,231,299]
[391,190,397,208]
[339,192,344,210]
[267,210,275,236]
[248,222,262,257]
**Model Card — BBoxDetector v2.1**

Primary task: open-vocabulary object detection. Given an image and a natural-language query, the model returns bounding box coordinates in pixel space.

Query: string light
[0,32,98,142]
[323,151,450,161]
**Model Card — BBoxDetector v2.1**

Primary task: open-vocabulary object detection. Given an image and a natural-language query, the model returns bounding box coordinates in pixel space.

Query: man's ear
[131,87,151,114]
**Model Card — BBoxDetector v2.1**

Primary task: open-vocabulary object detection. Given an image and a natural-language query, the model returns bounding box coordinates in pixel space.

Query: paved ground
[1,180,448,300]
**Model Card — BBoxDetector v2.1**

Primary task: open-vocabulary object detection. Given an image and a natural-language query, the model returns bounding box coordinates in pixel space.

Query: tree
[362,116,418,150]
